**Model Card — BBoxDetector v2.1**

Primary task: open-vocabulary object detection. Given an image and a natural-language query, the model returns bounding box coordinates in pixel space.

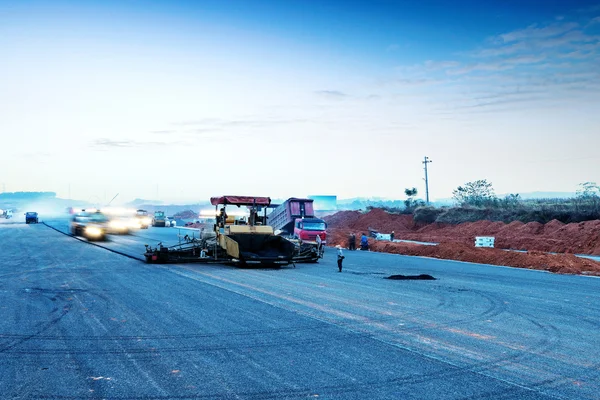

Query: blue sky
[1,0,599,203]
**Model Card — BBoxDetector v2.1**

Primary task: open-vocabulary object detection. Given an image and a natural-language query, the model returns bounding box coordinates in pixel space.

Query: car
[70,211,109,241]
[25,212,39,224]
[166,217,177,227]
[135,209,151,229]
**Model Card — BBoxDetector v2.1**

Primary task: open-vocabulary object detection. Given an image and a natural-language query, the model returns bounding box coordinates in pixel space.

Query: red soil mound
[328,228,600,276]
[324,208,600,257]
[325,209,415,234]
[325,211,361,229]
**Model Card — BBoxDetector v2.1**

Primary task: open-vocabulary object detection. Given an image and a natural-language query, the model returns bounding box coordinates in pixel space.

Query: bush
[435,206,495,224]
[413,206,444,223]
[432,202,600,225]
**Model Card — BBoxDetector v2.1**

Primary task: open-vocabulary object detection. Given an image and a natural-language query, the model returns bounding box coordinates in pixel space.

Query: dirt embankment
[326,210,600,255]
[173,210,198,220]
[325,210,600,276]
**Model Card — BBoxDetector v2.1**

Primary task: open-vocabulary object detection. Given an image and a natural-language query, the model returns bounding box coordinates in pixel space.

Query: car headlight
[85,226,103,237]
[109,220,126,229]
[142,217,151,225]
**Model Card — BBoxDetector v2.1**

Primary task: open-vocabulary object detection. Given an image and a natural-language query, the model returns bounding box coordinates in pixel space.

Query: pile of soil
[326,209,416,233]
[328,228,600,276]
[174,210,198,220]
[325,209,600,255]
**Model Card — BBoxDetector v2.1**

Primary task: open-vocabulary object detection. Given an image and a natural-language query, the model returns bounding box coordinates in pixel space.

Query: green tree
[577,182,600,198]
[452,179,498,207]
[404,187,424,213]
[502,193,521,208]
[576,182,600,212]
[405,187,418,197]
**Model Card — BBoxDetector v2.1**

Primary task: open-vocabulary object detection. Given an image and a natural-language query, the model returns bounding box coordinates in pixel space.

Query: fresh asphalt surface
[1,220,600,399]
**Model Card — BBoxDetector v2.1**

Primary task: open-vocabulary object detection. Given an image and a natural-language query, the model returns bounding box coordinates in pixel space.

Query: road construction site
[1,220,600,399]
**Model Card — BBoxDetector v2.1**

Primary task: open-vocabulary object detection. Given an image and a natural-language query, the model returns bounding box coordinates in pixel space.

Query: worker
[348,233,356,250]
[336,245,345,272]
[218,208,227,227]
[360,233,369,251]
[390,231,395,242]
[315,233,323,256]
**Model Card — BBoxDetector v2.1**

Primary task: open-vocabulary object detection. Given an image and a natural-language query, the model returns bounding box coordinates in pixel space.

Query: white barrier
[475,236,495,248]
[175,226,201,232]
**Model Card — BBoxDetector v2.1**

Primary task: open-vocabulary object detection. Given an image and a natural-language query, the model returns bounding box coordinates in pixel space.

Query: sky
[1,0,599,204]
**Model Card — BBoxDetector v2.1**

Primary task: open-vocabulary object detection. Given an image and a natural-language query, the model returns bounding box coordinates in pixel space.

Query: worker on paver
[360,233,369,251]
[336,245,345,272]
[390,231,395,242]
[218,208,228,227]
[348,233,356,250]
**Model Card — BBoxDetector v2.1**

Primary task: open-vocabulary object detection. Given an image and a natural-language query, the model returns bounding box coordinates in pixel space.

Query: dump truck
[267,198,327,243]
[144,196,297,266]
[265,198,327,262]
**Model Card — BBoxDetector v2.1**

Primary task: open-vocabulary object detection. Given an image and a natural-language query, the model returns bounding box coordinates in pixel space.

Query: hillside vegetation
[384,180,600,225]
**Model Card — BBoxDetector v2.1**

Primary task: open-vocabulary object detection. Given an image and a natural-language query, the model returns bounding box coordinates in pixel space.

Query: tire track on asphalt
[42,222,146,262]
[160,266,562,399]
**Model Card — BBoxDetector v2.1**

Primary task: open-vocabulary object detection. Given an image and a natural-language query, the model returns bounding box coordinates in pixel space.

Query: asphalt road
[1,221,599,399]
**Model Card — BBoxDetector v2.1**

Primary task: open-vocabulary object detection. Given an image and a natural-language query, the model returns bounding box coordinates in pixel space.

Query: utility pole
[423,156,432,204]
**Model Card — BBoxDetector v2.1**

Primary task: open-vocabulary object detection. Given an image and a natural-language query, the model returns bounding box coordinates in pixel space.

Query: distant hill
[127,198,164,206]
[124,203,212,216]
[0,191,91,217]
[0,191,57,201]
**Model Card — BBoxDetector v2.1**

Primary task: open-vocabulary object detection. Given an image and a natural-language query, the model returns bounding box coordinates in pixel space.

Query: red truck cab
[294,218,327,244]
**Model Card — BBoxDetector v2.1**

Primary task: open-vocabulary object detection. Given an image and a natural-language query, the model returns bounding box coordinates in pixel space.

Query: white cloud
[424,60,460,70]
[447,62,514,75]
[314,90,348,99]
[587,16,600,26]
[497,22,578,43]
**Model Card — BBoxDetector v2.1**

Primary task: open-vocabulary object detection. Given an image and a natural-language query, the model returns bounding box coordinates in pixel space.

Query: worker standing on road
[360,233,369,251]
[390,231,395,242]
[360,233,367,250]
[336,245,345,272]
[348,233,356,250]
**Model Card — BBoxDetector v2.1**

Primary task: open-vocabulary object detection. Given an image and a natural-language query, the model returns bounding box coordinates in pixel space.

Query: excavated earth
[325,209,600,276]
